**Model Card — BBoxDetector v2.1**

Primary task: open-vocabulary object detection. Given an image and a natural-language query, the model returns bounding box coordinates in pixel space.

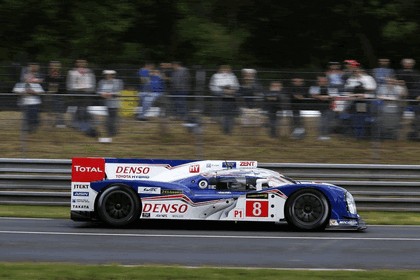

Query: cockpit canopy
[204,168,295,191]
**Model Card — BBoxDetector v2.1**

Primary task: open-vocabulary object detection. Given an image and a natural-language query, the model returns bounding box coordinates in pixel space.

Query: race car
[71,157,366,231]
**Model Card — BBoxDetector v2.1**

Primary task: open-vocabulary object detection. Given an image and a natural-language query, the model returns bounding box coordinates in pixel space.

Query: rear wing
[71,158,258,183]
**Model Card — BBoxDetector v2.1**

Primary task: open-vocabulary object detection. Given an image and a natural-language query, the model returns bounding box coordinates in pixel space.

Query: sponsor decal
[72,199,90,203]
[233,209,244,218]
[240,161,256,167]
[161,189,183,195]
[172,214,185,218]
[72,184,89,190]
[72,205,90,209]
[138,187,161,194]
[142,213,151,218]
[246,193,269,199]
[142,203,188,214]
[189,164,200,173]
[116,174,150,179]
[116,166,151,174]
[72,158,105,182]
[73,191,89,197]
[109,164,152,179]
[222,162,236,169]
[245,200,269,217]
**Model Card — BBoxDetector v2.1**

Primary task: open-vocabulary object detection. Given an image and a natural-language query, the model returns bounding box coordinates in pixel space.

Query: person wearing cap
[344,63,377,97]
[97,70,123,143]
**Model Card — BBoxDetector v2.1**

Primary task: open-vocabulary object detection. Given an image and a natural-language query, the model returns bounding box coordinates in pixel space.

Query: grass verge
[1,111,420,163]
[1,205,420,225]
[1,263,420,279]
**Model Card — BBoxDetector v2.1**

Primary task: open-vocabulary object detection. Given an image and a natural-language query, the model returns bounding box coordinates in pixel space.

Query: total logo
[71,158,105,182]
[73,165,103,172]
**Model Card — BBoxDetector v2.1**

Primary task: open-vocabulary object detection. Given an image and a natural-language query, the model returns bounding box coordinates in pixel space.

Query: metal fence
[0,92,418,163]
[1,158,420,212]
[1,65,419,163]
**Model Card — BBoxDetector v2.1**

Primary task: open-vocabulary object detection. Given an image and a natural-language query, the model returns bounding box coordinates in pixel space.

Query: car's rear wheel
[285,189,329,231]
[97,185,141,227]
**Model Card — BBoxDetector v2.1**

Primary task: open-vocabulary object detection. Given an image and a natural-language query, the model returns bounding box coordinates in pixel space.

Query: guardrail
[1,158,420,212]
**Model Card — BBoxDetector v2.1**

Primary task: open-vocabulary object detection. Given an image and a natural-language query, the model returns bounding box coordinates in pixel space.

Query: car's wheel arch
[95,183,142,227]
[284,187,331,231]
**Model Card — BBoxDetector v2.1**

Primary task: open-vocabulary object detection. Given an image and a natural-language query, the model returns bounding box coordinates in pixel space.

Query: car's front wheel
[285,189,329,231]
[97,185,141,227]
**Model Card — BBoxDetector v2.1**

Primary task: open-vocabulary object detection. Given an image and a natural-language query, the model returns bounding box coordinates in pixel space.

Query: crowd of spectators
[9,58,420,142]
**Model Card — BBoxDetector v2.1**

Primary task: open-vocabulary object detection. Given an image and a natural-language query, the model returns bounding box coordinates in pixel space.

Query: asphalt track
[1,217,420,270]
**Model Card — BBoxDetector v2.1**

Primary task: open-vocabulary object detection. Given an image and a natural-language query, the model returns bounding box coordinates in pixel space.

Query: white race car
[71,158,366,231]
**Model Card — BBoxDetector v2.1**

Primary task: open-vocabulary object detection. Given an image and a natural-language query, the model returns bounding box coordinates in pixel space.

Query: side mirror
[255,179,268,191]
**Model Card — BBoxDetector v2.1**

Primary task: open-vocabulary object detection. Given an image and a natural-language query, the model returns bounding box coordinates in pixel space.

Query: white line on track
[1,230,420,242]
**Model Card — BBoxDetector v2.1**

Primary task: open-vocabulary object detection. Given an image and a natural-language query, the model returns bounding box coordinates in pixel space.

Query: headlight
[345,192,357,214]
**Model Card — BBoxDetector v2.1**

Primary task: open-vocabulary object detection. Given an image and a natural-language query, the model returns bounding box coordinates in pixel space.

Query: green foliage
[383,21,418,40]
[176,16,249,65]
[1,0,420,67]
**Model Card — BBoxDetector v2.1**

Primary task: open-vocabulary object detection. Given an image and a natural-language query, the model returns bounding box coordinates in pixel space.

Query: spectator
[20,62,43,83]
[396,58,420,141]
[138,69,164,121]
[97,70,123,143]
[376,78,407,139]
[184,65,207,133]
[136,62,154,120]
[372,58,395,86]
[13,70,45,133]
[171,61,191,120]
[309,76,339,140]
[344,66,377,138]
[264,81,286,138]
[23,62,44,84]
[239,68,264,127]
[326,62,344,91]
[288,77,308,139]
[344,67,377,97]
[66,59,97,137]
[159,62,172,87]
[209,65,240,122]
[209,65,240,133]
[44,61,66,128]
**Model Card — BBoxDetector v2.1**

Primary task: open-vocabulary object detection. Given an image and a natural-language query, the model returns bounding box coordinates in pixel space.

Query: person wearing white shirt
[13,81,44,133]
[66,59,97,137]
[209,65,240,133]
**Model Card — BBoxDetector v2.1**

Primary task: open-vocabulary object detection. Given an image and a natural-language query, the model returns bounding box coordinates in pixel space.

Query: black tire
[285,189,330,231]
[97,185,141,227]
